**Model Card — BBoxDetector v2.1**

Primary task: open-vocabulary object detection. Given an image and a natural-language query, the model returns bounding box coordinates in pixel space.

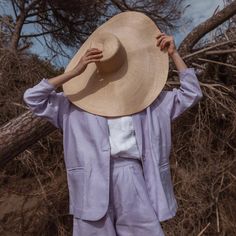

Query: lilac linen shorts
[73,157,165,236]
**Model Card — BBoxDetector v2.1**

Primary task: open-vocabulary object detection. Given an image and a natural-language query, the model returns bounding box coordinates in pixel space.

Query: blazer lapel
[95,115,109,136]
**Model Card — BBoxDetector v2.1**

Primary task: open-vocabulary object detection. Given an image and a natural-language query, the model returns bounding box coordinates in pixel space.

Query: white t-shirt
[107,116,141,159]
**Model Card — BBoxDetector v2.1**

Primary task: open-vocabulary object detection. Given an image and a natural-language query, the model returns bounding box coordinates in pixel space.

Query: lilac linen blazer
[23,68,203,222]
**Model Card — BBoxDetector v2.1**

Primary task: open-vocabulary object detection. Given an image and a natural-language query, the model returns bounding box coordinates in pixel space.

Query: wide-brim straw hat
[63,11,169,117]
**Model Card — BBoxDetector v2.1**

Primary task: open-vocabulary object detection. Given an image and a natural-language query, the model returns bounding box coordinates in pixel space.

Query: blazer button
[142,156,146,161]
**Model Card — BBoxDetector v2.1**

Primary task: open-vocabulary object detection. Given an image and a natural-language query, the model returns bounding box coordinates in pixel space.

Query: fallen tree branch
[179,1,236,54]
[0,111,57,168]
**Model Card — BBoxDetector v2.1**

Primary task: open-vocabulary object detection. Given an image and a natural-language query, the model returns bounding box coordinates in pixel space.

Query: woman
[23,32,203,236]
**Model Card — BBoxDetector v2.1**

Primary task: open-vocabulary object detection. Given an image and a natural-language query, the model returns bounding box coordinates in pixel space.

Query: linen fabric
[72,157,165,236]
[23,67,203,222]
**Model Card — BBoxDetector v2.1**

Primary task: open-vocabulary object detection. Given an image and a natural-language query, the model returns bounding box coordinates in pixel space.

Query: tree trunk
[9,12,26,51]
[0,111,56,168]
[178,1,236,55]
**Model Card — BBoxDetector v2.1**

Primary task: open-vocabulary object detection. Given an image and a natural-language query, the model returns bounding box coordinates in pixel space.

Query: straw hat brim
[63,11,169,117]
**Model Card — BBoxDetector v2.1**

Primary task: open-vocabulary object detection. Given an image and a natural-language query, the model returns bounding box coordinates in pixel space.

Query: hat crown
[90,32,126,74]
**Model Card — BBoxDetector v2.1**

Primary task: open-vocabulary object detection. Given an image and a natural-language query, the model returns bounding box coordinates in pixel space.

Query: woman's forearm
[47,48,103,89]
[155,33,188,72]
[169,51,188,72]
[47,70,77,89]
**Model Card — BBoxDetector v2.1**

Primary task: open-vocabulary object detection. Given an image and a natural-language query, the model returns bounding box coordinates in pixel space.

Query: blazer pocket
[159,166,175,207]
[67,166,85,210]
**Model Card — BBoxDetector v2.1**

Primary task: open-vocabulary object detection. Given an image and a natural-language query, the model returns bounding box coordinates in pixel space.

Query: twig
[197,58,236,69]
[216,203,220,233]
[216,174,224,233]
[205,49,236,55]
[169,81,231,93]
[192,62,206,70]
[11,102,28,109]
[224,32,230,41]
[197,222,211,236]
[170,69,179,74]
[183,38,236,59]
[204,92,235,115]
[227,171,236,181]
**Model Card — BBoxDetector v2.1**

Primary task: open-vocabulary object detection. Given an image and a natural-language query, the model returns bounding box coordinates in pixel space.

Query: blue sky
[0,0,225,68]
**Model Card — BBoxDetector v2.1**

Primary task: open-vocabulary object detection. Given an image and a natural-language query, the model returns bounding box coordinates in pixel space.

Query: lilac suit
[23,68,203,227]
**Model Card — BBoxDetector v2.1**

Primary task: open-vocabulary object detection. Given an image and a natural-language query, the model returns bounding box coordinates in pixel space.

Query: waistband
[110,156,142,169]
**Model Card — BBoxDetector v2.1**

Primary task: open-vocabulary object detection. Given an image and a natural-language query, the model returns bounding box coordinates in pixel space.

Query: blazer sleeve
[158,67,203,121]
[23,78,69,130]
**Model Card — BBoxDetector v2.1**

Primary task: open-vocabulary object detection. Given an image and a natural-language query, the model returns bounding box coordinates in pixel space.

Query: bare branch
[20,27,65,38]
[197,57,236,69]
[183,38,236,60]
[205,49,236,55]
[25,0,41,13]
[10,0,18,19]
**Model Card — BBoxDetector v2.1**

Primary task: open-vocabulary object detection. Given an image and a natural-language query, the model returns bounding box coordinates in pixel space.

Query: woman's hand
[47,48,103,88]
[155,33,177,57]
[155,32,188,71]
[71,48,103,76]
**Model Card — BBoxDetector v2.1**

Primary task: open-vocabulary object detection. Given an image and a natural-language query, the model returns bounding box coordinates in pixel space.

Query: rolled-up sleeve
[23,78,69,130]
[158,68,203,121]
